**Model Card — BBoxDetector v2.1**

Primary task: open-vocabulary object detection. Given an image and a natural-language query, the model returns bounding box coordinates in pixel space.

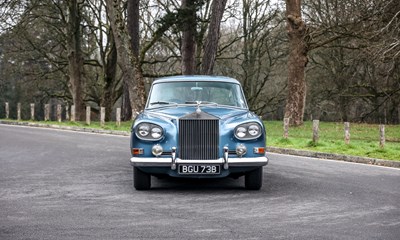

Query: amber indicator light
[254,147,265,154]
[132,148,144,155]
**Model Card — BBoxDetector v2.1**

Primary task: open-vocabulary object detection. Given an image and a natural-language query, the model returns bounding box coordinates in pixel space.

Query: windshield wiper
[185,101,218,105]
[149,101,177,105]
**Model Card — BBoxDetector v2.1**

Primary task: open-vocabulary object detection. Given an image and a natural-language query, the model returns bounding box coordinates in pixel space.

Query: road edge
[1,120,399,168]
[0,120,130,136]
[266,146,400,168]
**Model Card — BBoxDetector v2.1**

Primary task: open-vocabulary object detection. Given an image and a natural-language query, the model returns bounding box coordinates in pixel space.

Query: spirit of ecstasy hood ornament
[196,101,202,114]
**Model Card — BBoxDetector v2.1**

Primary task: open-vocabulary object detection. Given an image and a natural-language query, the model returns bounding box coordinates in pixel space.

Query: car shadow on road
[148,176,244,191]
[135,169,304,195]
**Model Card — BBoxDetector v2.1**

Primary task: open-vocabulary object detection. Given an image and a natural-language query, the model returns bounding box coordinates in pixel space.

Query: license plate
[178,165,220,175]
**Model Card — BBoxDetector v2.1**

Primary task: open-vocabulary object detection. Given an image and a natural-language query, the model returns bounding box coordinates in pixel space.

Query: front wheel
[133,167,151,190]
[245,167,263,190]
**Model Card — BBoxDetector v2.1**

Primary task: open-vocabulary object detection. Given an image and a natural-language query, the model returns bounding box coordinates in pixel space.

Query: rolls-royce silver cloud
[130,76,268,190]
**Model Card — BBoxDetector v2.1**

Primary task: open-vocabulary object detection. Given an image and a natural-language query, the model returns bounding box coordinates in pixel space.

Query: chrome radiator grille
[178,119,219,160]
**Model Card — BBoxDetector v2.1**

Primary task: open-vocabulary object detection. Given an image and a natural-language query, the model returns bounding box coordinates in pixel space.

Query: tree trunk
[128,0,140,57]
[67,0,85,121]
[200,0,227,75]
[123,0,142,120]
[242,0,256,107]
[284,0,308,126]
[181,0,197,75]
[106,0,145,118]
[100,32,118,121]
[121,88,132,121]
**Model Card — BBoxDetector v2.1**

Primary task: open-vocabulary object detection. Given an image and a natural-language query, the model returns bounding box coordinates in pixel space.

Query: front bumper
[130,156,268,168]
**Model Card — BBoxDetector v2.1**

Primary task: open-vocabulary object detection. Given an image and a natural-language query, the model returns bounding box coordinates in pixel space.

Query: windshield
[146,81,248,109]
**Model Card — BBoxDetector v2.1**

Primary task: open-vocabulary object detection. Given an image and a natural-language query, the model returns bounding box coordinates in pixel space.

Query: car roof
[153,75,241,84]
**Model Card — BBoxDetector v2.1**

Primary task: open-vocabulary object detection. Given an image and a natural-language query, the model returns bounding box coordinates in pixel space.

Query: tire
[133,167,151,190]
[245,167,263,190]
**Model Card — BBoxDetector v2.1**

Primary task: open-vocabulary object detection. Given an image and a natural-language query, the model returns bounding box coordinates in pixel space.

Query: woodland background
[0,0,399,125]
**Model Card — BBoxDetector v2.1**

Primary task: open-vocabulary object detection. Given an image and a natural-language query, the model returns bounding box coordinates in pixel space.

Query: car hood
[138,106,257,123]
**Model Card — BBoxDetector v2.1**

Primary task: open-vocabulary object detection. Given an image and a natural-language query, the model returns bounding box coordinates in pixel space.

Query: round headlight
[138,124,150,136]
[234,122,262,140]
[136,123,163,141]
[236,127,247,138]
[151,127,162,139]
[248,124,260,136]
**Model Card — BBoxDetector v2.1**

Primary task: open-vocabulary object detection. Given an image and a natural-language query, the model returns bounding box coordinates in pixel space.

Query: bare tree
[0,0,87,120]
[123,0,141,120]
[66,0,85,121]
[84,0,121,121]
[181,0,197,74]
[303,0,400,123]
[284,0,308,126]
[200,0,228,75]
[106,0,145,117]
[239,0,285,115]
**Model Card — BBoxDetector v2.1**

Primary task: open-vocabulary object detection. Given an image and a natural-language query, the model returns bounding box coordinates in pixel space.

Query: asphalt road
[0,124,399,240]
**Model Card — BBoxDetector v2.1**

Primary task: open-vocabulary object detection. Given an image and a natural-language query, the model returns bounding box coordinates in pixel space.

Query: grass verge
[265,121,400,161]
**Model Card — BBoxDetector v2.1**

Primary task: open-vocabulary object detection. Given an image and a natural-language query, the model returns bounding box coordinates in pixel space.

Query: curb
[0,120,130,136]
[266,146,400,168]
[1,120,399,169]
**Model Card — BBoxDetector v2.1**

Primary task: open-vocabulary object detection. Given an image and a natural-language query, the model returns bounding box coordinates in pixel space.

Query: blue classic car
[130,76,268,190]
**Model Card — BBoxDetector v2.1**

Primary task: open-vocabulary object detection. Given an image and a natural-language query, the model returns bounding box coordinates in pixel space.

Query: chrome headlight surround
[135,122,164,141]
[234,122,262,140]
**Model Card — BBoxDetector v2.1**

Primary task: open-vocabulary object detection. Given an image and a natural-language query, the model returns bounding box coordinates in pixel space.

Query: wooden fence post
[65,105,70,121]
[44,104,50,121]
[71,105,75,122]
[30,103,35,120]
[379,124,385,148]
[283,117,290,139]
[100,107,105,127]
[57,104,62,122]
[86,106,91,125]
[5,102,9,119]
[17,103,21,121]
[344,122,350,144]
[116,108,121,127]
[312,120,319,144]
